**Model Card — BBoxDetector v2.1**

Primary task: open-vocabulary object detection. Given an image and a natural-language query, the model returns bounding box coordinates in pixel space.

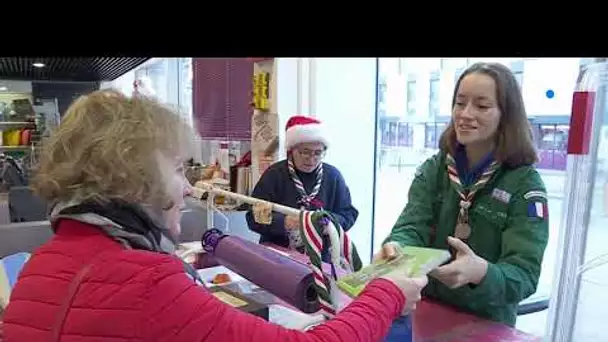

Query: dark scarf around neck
[52,199,204,285]
[56,199,173,252]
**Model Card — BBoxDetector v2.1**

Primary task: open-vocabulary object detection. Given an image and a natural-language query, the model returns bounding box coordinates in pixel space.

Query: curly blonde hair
[33,89,196,207]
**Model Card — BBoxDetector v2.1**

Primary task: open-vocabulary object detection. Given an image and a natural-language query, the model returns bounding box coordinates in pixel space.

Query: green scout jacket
[384,151,549,327]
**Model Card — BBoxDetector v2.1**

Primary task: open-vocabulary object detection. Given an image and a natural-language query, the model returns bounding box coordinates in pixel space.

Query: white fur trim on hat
[285,122,329,151]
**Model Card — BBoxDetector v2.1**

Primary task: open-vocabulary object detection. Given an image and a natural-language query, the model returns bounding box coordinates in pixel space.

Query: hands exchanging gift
[430,236,488,288]
[372,241,428,315]
[373,235,488,311]
[380,271,428,315]
[372,241,402,263]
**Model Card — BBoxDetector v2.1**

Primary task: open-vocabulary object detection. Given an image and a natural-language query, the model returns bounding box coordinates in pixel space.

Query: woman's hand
[430,236,488,288]
[380,272,428,315]
[374,241,427,315]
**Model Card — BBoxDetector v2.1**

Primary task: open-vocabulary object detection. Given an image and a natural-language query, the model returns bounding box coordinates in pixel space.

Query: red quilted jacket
[2,219,405,342]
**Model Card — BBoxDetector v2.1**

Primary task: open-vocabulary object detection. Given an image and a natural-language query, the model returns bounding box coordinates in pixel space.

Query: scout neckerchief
[287,156,323,208]
[446,153,500,241]
[287,156,323,249]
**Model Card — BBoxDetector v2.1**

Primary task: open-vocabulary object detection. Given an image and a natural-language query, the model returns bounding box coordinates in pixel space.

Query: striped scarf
[287,157,324,250]
[300,210,362,318]
[287,157,323,209]
[446,153,500,241]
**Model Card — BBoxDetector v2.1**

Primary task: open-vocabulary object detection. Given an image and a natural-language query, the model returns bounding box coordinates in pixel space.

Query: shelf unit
[0,145,32,152]
[0,122,35,129]
[0,120,39,181]
[0,121,36,151]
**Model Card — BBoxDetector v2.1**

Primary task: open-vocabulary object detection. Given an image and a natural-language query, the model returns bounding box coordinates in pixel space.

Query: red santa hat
[285,115,329,151]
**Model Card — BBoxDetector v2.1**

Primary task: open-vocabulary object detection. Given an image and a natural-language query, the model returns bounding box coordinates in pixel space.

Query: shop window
[379,119,389,145]
[424,123,437,148]
[429,74,440,118]
[378,78,387,105]
[424,122,448,149]
[134,67,147,81]
[441,58,468,72]
[397,122,413,147]
[580,58,595,67]
[145,59,169,103]
[178,58,193,125]
[379,118,397,147]
[514,72,523,89]
[406,80,416,116]
[537,124,569,171]
[510,60,524,90]
[454,67,464,86]
[387,121,397,146]
[132,59,184,114]
[539,124,568,151]
[374,58,587,338]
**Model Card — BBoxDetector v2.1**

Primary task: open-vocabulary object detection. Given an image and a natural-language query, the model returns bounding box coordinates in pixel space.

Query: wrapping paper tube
[192,182,301,217]
[202,229,319,313]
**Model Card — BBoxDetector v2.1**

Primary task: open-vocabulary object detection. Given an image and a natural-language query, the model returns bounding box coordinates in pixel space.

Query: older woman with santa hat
[246,115,358,261]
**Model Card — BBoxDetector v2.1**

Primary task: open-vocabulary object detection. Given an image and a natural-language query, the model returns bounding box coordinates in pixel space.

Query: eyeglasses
[297,148,326,159]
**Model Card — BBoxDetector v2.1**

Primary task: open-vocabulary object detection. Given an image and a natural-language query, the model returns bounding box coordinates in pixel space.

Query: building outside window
[397,122,413,147]
[424,122,448,148]
[424,123,436,148]
[406,79,416,116]
[378,77,387,105]
[429,73,440,118]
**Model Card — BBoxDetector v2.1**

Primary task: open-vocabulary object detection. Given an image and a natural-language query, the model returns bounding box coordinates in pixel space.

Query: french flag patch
[528,202,548,219]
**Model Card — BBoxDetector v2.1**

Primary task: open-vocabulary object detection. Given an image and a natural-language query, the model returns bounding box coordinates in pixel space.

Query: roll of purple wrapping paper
[202,229,319,313]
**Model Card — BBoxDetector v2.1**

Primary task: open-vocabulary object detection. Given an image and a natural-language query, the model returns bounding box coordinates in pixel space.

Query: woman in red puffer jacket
[2,90,427,342]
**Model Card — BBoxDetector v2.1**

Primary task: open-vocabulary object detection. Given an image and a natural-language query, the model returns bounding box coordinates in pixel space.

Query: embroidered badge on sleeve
[524,189,548,220]
[492,188,512,204]
[527,201,548,219]
[523,190,548,201]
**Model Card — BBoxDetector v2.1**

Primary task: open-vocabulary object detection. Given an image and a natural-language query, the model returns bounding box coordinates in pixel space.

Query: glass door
[546,59,608,342]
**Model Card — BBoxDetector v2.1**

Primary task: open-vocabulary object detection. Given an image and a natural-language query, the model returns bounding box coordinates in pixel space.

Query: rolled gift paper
[202,229,319,313]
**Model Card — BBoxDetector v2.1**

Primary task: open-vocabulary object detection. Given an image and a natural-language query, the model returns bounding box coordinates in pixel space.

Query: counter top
[412,299,541,341]
[194,242,542,341]
[260,244,542,341]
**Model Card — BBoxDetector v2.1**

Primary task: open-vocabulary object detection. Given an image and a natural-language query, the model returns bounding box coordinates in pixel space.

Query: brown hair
[32,89,195,207]
[438,62,538,168]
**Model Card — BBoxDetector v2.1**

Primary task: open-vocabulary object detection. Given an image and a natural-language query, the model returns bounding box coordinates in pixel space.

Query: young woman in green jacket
[377,62,549,327]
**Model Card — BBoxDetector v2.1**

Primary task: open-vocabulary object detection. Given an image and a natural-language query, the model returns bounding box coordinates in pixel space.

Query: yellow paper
[213,291,248,308]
